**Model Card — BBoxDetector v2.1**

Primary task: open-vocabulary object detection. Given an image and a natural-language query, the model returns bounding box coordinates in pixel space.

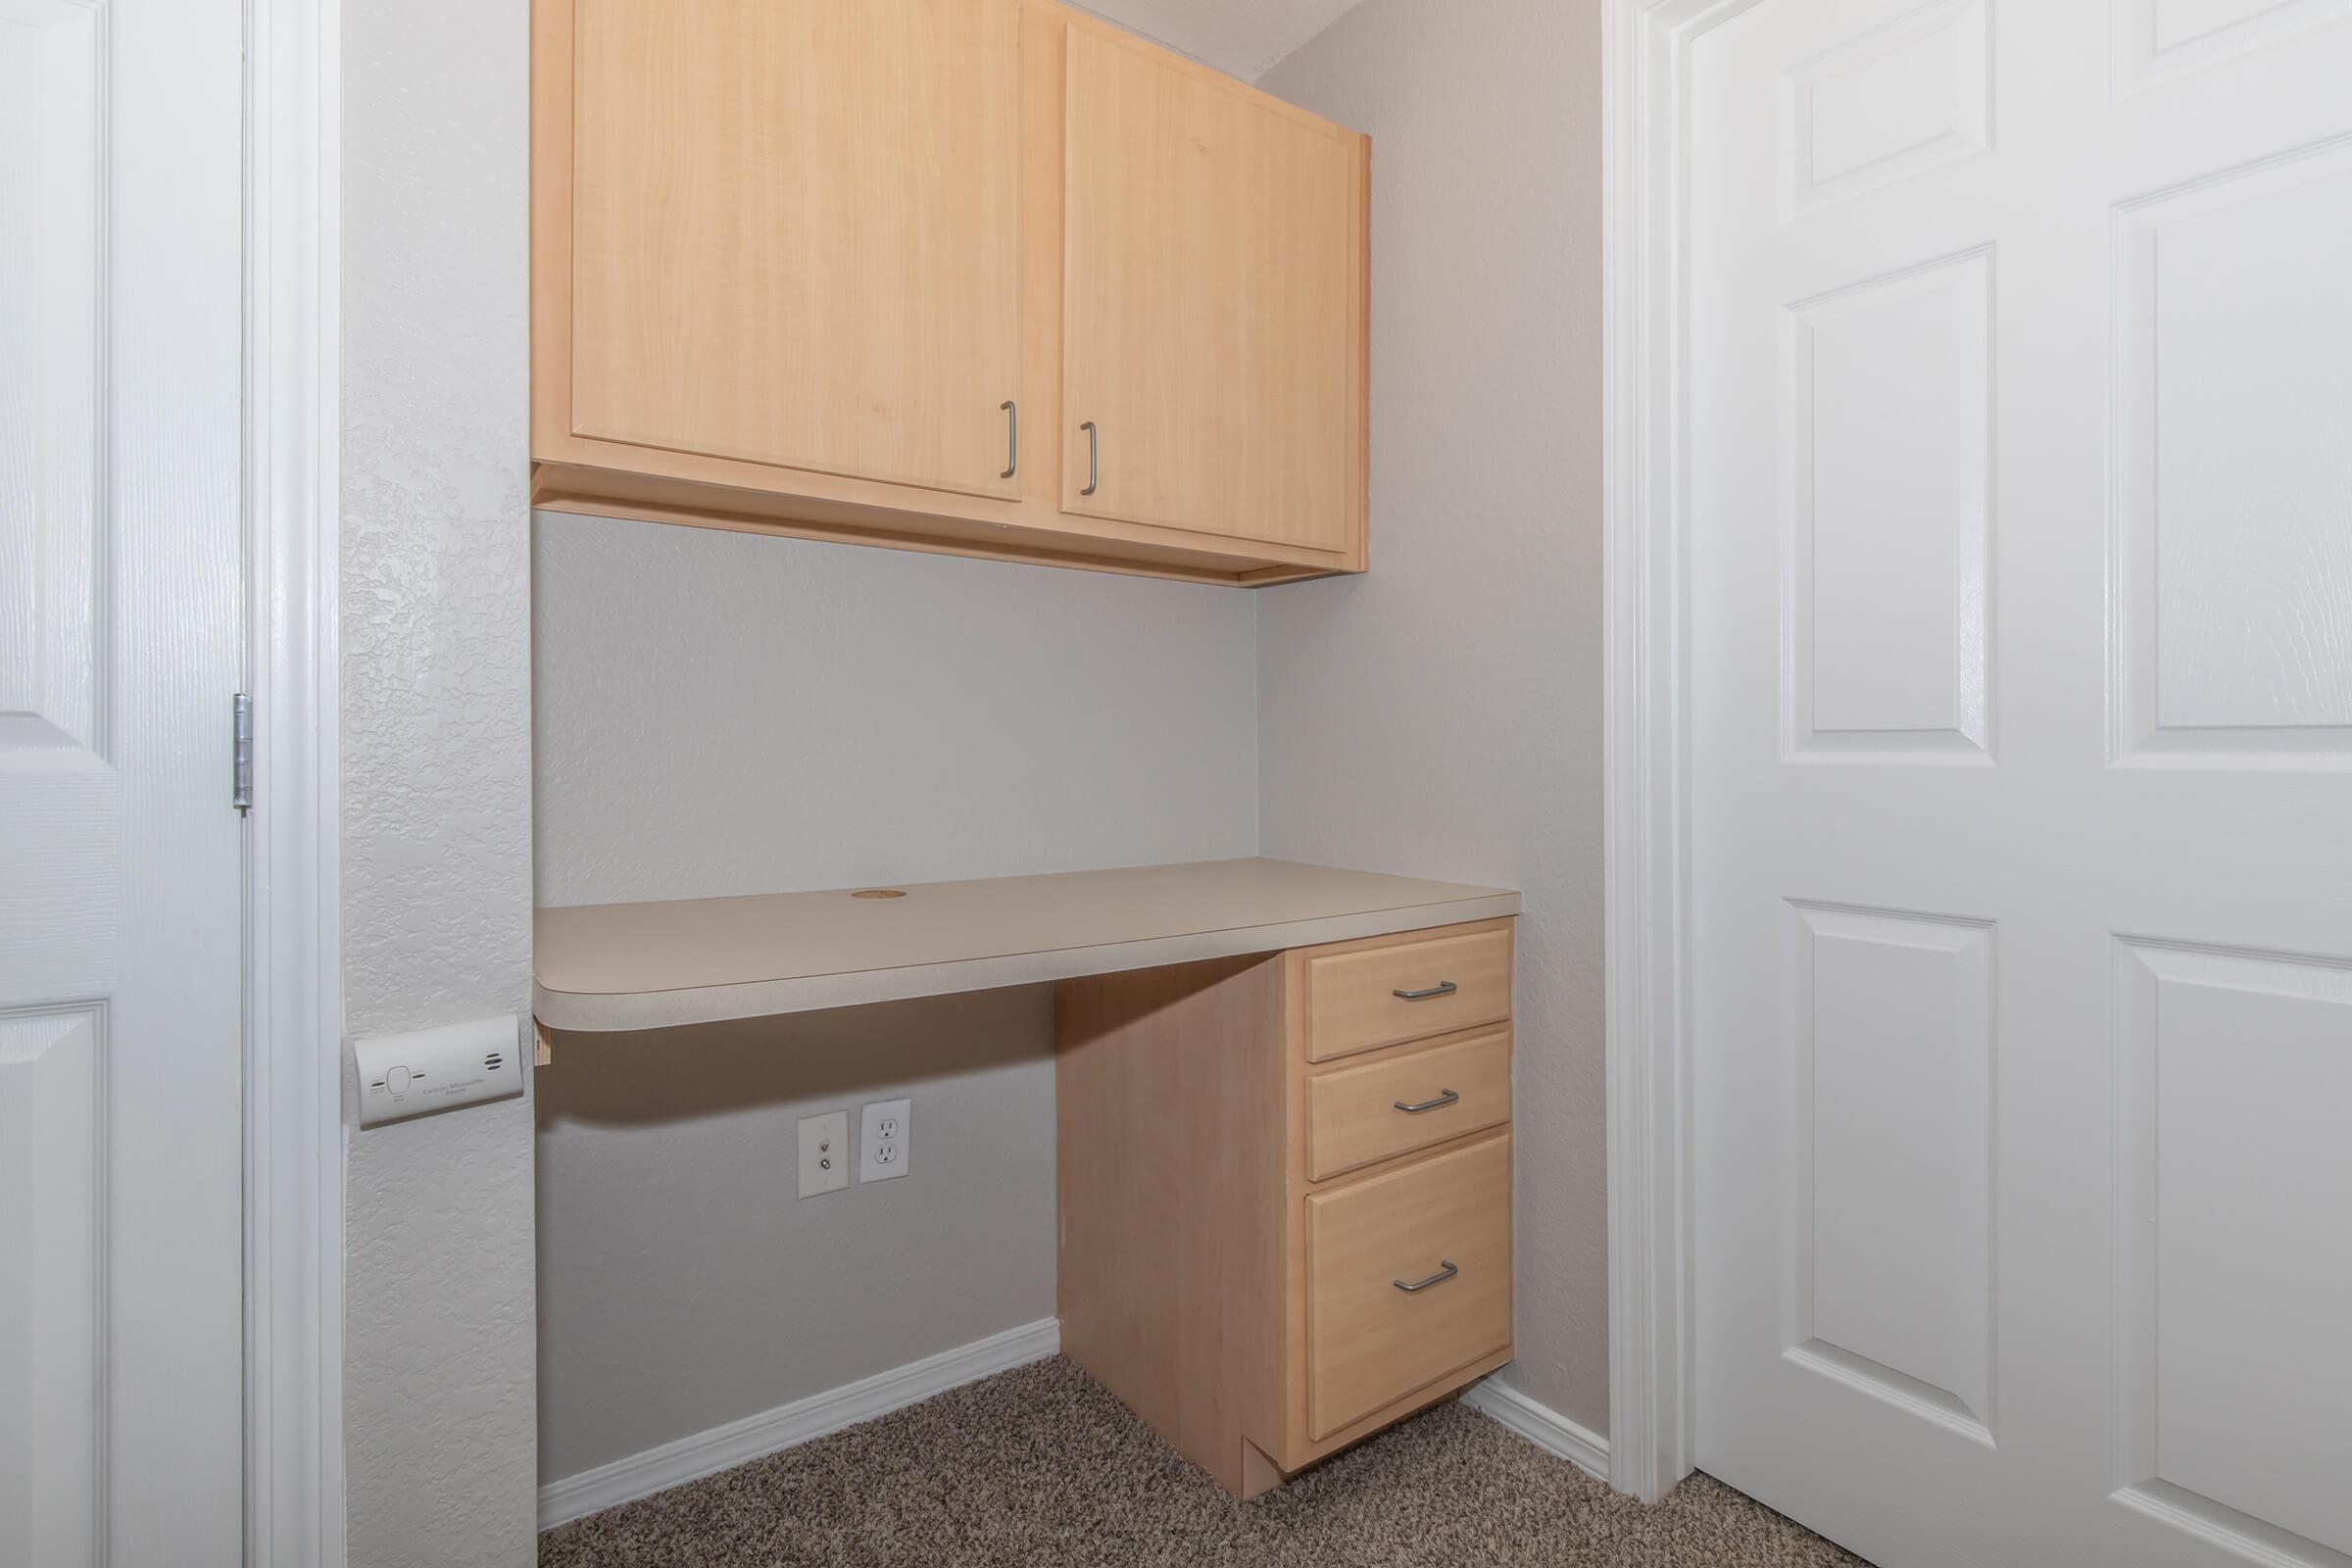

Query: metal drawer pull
[1001,400,1018,478]
[1080,420,1099,495]
[1392,981,1458,1001]
[1394,1089,1461,1114]
[1394,1261,1459,1294]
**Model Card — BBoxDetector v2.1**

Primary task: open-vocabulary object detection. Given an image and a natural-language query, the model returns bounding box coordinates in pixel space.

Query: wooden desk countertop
[533,858,1520,1032]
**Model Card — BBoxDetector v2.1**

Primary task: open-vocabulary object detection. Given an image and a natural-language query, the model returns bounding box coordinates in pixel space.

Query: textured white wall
[531,514,1259,1479]
[1255,0,1610,1434]
[339,0,537,1560]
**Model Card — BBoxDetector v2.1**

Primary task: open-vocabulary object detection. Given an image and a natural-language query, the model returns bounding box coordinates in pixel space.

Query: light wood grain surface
[533,858,1518,1031]
[1055,955,1289,1495]
[1303,924,1516,1061]
[1304,1130,1514,1442]
[568,0,1025,500]
[1268,922,1517,1470]
[1054,923,1517,1495]
[533,0,1373,585]
[531,0,1372,586]
[1304,1026,1513,1182]
[1060,20,1358,551]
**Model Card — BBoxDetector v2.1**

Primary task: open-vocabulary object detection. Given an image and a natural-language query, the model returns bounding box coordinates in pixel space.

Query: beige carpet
[540,1356,1872,1567]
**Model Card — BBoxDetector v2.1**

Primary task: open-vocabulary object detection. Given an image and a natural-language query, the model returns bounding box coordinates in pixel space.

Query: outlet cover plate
[858,1098,911,1183]
[798,1110,850,1198]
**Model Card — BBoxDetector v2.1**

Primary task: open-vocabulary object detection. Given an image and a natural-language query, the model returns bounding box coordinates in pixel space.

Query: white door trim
[1601,0,1756,1504]
[244,0,345,1559]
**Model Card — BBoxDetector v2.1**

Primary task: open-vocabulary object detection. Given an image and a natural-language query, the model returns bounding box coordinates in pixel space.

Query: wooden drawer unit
[1303,924,1512,1061]
[1305,1132,1513,1440]
[1304,1027,1511,1181]
[1056,916,1516,1499]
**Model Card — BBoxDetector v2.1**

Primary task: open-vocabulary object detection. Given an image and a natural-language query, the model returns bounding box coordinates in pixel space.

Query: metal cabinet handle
[1393,1261,1459,1294]
[1392,981,1458,1001]
[1394,1089,1461,1114]
[1001,401,1017,479]
[1080,420,1099,496]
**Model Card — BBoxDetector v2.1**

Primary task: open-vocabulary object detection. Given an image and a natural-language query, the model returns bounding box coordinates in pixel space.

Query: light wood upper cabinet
[567,0,1023,499]
[1061,25,1365,554]
[533,0,1370,586]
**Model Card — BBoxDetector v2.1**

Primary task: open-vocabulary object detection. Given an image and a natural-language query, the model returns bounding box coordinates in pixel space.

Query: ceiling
[1069,0,1368,80]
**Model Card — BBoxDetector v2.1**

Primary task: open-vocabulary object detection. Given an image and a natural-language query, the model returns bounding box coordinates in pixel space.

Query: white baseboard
[538,1317,1062,1530]
[1462,1376,1611,1483]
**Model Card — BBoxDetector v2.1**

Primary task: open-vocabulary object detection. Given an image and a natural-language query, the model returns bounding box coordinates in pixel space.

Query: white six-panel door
[0,0,246,1561]
[1689,2,2352,1565]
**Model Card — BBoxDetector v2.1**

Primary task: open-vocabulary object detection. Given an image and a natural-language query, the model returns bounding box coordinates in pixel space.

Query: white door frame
[1600,0,1757,1505]
[244,0,345,1559]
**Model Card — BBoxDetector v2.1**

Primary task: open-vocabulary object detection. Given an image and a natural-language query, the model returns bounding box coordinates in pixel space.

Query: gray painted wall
[531,514,1259,1480]
[1255,0,1611,1435]
[534,994,1057,1483]
[531,514,1259,906]
[340,0,537,1561]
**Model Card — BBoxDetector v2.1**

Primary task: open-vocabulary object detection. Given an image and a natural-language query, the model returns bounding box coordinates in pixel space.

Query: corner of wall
[1242,0,1615,1438]
[339,0,537,1560]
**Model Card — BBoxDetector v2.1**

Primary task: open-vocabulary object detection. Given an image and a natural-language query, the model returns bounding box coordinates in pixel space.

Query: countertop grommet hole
[852,889,907,900]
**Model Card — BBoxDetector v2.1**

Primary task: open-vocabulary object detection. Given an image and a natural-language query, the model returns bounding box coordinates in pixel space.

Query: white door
[1690,2,2352,1565]
[0,0,247,1560]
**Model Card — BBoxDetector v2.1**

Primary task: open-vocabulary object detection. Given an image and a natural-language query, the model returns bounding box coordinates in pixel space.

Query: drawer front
[1303,926,1511,1062]
[1305,1029,1511,1181]
[1305,1132,1512,1441]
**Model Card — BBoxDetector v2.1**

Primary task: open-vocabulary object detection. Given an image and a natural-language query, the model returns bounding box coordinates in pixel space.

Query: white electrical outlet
[798,1110,850,1198]
[858,1098,911,1183]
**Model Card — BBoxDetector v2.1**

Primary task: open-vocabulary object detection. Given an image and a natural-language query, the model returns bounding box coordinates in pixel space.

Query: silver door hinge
[232,693,253,813]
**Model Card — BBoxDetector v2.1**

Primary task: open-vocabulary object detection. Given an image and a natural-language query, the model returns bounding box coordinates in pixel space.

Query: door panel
[1786,246,1992,760]
[1786,903,1994,1442]
[2113,139,2352,760]
[1690,2,2352,1565]
[0,0,245,1557]
[569,0,1025,501]
[1784,0,1989,215]
[2115,0,2352,93]
[0,1006,101,1563]
[2114,940,2352,1562]
[1060,23,1356,553]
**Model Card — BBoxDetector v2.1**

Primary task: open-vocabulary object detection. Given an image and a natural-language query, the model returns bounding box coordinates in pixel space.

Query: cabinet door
[568,0,1024,500]
[1061,24,1362,553]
